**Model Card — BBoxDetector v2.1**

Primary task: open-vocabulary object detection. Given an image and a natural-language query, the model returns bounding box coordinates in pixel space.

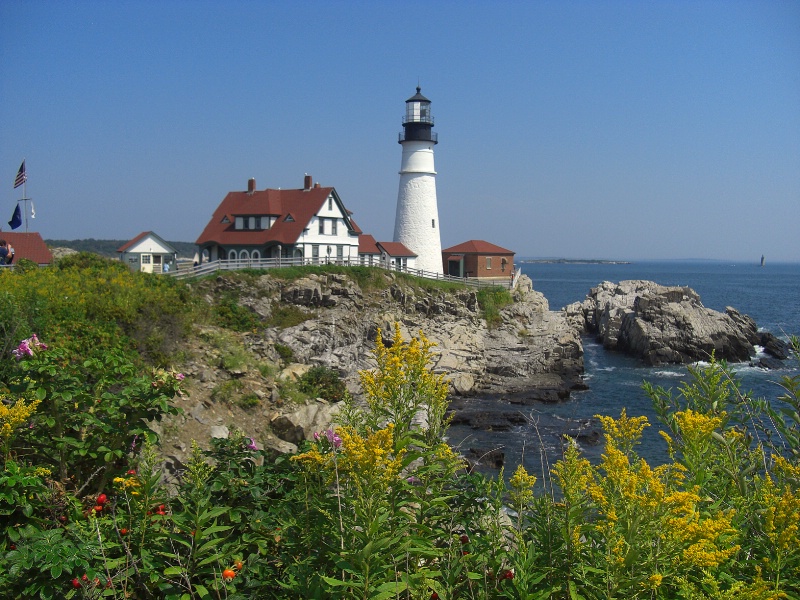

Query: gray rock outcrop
[565,280,760,365]
[259,273,584,399]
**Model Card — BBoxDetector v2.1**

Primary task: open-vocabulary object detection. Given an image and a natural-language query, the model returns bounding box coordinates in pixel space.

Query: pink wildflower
[12,334,47,360]
[324,428,342,449]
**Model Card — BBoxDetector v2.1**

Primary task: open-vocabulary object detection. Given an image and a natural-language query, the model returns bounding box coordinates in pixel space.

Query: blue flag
[8,203,22,229]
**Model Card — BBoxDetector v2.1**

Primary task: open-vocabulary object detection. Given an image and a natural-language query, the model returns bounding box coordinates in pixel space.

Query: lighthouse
[393,86,443,275]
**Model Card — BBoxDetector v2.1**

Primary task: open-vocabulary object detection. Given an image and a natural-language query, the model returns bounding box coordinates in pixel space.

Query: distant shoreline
[519,259,632,265]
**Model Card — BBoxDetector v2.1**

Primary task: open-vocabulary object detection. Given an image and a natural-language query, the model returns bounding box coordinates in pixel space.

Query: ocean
[446,260,800,479]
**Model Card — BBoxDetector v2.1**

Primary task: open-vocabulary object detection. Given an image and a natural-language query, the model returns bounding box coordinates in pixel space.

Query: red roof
[442,240,514,255]
[377,241,416,257]
[0,231,53,265]
[196,184,357,247]
[117,231,150,252]
[358,234,381,255]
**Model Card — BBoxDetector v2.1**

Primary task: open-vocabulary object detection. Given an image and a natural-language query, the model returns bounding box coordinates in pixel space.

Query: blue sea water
[447,260,800,478]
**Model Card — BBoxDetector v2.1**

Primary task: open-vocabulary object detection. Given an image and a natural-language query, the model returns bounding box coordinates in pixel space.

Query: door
[140,254,153,273]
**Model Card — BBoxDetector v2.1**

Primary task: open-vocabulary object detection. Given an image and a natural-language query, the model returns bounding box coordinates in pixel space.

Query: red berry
[120,528,128,535]
[97,493,108,505]
[222,568,236,581]
[81,574,89,582]
[94,505,104,513]
[431,594,439,600]
[59,515,67,522]
[460,534,469,544]
[72,578,81,588]
[9,544,15,550]
[126,469,136,475]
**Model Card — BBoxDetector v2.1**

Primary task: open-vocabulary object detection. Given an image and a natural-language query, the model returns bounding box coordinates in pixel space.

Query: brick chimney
[247,178,256,194]
[304,174,312,190]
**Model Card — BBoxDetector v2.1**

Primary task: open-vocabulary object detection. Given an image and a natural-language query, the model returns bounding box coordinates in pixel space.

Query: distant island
[519,258,632,265]
[45,238,197,258]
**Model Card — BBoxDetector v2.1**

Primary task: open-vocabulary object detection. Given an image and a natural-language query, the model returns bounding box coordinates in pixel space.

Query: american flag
[14,160,26,189]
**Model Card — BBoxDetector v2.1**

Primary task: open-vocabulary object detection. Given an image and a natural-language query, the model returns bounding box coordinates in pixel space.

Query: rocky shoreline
[159,271,790,470]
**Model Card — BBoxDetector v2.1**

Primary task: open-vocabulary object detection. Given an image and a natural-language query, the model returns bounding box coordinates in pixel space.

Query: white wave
[653,370,684,378]
[754,345,767,357]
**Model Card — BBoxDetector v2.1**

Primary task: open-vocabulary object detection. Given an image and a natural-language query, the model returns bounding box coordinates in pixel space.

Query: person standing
[0,239,13,264]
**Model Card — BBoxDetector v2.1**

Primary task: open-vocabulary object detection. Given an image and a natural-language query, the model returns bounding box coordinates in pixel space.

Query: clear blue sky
[2,1,798,261]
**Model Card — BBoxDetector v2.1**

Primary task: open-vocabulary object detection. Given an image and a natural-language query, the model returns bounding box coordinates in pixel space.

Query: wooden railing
[170,257,521,290]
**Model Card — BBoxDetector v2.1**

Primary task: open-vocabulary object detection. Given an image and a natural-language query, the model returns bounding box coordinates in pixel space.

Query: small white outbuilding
[117,231,177,273]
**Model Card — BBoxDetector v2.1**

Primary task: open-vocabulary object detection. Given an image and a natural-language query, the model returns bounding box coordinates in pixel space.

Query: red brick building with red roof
[0,231,53,266]
[441,240,515,280]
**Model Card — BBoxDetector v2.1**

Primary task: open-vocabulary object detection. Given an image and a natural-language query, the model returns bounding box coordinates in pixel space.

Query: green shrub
[298,365,347,403]
[274,343,294,363]
[268,304,314,329]
[477,286,513,328]
[214,293,263,332]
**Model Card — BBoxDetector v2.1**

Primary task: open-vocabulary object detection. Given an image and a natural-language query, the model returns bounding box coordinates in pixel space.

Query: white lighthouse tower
[393,86,443,275]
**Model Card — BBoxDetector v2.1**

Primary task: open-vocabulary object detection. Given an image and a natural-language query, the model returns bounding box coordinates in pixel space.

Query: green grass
[476,286,514,328]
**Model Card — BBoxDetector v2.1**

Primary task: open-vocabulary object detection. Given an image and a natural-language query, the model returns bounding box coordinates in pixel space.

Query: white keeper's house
[196,174,365,264]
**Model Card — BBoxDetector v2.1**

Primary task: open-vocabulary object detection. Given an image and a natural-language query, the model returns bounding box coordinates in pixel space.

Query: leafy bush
[2,320,799,599]
[274,342,294,363]
[214,293,263,332]
[298,365,347,403]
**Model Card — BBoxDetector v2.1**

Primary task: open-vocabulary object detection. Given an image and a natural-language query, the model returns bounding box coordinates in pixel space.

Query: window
[235,216,244,229]
[141,255,151,264]
[252,250,261,260]
[248,217,256,230]
[336,245,343,260]
[312,245,319,259]
[318,218,325,235]
[432,219,435,228]
[240,250,249,260]
[328,197,333,210]
[331,219,338,235]
[228,250,237,260]
[486,257,492,270]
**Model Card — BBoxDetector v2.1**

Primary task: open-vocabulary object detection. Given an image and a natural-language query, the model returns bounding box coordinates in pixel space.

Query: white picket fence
[170,256,521,290]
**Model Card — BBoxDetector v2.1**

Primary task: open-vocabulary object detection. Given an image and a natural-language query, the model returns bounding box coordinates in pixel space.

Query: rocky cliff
[156,271,584,466]
[261,272,584,398]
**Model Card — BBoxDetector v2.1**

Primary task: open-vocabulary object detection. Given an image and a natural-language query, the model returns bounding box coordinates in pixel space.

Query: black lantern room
[399,86,438,144]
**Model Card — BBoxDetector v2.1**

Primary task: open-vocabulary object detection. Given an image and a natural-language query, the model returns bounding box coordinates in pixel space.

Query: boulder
[270,401,341,444]
[572,280,758,365]
[759,331,790,360]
